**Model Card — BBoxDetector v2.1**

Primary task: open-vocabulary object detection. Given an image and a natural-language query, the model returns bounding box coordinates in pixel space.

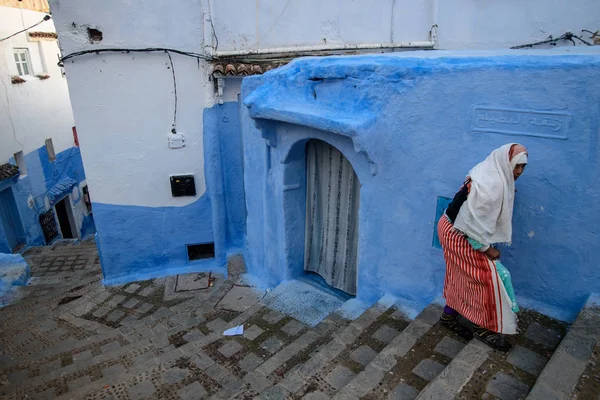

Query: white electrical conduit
[208,0,439,58]
[213,41,435,58]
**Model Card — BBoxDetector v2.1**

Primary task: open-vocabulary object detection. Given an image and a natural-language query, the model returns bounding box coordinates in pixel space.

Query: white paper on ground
[223,325,244,336]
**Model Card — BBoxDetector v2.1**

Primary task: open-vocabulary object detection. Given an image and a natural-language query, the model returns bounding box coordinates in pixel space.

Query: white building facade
[0,0,94,253]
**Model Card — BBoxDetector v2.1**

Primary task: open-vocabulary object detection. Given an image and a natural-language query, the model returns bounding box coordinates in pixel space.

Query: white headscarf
[453,144,528,245]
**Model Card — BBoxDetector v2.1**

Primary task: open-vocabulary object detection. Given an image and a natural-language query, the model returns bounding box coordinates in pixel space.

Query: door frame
[53,194,79,240]
[280,133,367,296]
[303,139,361,296]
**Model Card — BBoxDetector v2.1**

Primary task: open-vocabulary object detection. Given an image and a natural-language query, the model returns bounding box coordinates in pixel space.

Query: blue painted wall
[0,145,95,252]
[93,101,247,284]
[240,51,600,322]
[205,102,247,252]
[94,197,216,285]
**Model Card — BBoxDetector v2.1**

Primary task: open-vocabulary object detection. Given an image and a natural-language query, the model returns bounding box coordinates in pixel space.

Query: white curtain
[304,140,360,295]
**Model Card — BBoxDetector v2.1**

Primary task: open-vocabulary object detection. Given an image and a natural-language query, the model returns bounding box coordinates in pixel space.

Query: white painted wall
[0,6,75,163]
[49,0,212,207]
[211,0,600,51]
[436,0,600,49]
[62,53,211,206]
[48,0,600,208]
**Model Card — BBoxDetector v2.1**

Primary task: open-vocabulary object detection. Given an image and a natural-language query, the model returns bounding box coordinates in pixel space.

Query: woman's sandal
[440,314,474,340]
[474,330,512,352]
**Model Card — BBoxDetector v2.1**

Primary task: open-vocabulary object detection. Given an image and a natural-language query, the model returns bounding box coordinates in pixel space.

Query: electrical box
[170,175,196,197]
[168,133,185,149]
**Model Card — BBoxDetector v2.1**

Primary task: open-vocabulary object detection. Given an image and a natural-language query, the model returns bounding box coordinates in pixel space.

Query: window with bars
[13,49,31,76]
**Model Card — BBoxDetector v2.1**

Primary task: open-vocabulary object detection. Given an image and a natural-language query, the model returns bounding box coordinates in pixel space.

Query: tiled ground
[0,240,580,399]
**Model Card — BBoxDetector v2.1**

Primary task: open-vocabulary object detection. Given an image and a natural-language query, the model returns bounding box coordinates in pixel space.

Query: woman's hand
[485,247,501,260]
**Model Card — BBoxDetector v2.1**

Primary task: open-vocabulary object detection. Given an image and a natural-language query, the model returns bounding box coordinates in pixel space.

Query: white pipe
[431,0,439,45]
[213,41,435,58]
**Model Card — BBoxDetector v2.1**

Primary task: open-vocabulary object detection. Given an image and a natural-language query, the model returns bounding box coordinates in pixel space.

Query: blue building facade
[239,50,600,322]
[0,144,95,253]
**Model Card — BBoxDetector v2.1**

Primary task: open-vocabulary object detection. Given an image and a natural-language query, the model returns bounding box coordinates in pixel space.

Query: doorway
[304,139,360,296]
[55,197,74,239]
[0,187,25,252]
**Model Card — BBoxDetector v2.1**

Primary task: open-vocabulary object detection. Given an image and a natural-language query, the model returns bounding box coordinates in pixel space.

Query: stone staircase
[33,294,599,400]
[310,296,598,400]
[1,240,599,400]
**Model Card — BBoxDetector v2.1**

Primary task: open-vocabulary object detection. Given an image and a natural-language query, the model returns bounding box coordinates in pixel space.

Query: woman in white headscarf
[437,143,528,351]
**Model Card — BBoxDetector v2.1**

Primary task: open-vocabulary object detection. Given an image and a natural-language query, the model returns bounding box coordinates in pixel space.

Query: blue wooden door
[0,188,25,251]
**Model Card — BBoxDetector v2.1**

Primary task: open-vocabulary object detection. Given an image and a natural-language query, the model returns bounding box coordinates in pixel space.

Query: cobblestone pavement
[0,240,574,399]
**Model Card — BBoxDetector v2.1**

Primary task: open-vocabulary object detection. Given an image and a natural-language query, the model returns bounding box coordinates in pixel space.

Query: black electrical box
[170,175,196,197]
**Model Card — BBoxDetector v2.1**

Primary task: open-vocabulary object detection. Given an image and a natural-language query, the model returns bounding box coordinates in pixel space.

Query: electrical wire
[582,29,599,43]
[208,10,219,51]
[165,51,178,133]
[582,29,599,37]
[511,31,593,49]
[0,15,51,42]
[257,0,293,45]
[58,47,212,136]
[58,47,213,66]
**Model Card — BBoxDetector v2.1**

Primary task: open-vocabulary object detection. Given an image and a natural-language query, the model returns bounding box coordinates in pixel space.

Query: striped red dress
[438,215,517,334]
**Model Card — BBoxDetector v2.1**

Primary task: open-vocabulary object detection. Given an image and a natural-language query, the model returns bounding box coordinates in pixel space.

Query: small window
[13,151,27,175]
[186,243,215,261]
[13,49,32,76]
[45,138,55,162]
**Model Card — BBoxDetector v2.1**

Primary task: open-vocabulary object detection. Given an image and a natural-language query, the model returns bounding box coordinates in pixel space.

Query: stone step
[331,302,441,399]
[209,304,347,399]
[416,339,492,399]
[527,295,600,400]
[251,295,401,398]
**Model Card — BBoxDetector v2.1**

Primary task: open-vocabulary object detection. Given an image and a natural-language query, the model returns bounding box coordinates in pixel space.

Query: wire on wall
[511,31,593,49]
[165,50,178,133]
[258,0,293,45]
[582,30,600,44]
[58,47,212,66]
[58,48,213,136]
[209,11,219,51]
[0,15,51,42]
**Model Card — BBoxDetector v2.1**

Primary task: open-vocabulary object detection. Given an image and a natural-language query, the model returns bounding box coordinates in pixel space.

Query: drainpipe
[212,41,435,58]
